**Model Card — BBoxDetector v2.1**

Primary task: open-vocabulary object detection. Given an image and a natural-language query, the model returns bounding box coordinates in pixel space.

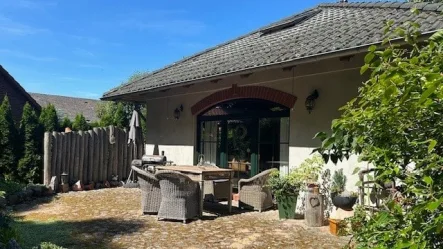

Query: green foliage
[18,103,42,183]
[96,101,147,142]
[59,117,72,131]
[0,179,24,196]
[0,96,19,181]
[267,169,301,201]
[114,102,126,128]
[39,104,59,132]
[72,113,90,131]
[126,70,149,83]
[0,212,20,245]
[315,18,443,248]
[32,242,66,249]
[331,169,347,194]
[289,153,325,184]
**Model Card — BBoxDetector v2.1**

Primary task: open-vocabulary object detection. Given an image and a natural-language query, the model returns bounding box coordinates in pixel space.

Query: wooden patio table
[155,165,234,217]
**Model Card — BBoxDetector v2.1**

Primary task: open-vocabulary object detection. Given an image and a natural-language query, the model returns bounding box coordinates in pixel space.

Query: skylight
[259,9,321,36]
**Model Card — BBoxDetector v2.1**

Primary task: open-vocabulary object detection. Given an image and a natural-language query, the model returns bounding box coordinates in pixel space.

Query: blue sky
[0,0,336,99]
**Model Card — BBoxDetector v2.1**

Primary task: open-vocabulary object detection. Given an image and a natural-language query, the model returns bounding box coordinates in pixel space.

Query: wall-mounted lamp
[174,104,184,119]
[305,90,319,114]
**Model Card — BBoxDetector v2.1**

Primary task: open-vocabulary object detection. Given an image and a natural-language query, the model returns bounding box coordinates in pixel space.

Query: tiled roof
[103,2,443,99]
[30,93,100,122]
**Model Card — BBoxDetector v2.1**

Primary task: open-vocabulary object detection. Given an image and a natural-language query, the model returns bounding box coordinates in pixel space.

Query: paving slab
[15,188,347,249]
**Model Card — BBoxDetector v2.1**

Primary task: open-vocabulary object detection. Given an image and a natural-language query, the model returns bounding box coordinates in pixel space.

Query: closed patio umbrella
[128,110,140,146]
[127,110,142,184]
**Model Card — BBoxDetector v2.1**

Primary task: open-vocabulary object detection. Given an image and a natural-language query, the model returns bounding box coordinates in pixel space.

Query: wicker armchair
[203,165,231,202]
[238,168,277,212]
[131,165,162,214]
[155,171,200,223]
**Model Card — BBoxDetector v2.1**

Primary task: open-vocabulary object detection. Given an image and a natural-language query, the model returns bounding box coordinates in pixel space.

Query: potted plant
[331,169,357,211]
[267,170,301,219]
[291,154,324,190]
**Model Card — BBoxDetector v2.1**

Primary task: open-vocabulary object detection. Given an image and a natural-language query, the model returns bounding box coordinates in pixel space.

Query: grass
[15,219,75,249]
[14,216,145,249]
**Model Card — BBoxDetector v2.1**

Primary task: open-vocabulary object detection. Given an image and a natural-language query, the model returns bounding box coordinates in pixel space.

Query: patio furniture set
[131,159,277,223]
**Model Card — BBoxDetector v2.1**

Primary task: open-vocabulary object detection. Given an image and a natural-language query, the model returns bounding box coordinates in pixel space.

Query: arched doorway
[197,98,290,187]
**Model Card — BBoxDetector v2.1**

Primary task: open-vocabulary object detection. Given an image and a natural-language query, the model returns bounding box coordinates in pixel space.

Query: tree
[72,113,90,131]
[114,102,126,128]
[315,21,443,248]
[0,96,19,181]
[59,116,72,131]
[17,103,42,183]
[39,103,59,132]
[97,71,148,140]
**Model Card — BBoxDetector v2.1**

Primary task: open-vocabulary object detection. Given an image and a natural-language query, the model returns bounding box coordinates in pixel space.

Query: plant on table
[314,11,443,248]
[267,170,302,219]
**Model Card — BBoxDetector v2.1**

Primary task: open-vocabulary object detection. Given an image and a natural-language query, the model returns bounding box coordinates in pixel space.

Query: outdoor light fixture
[61,172,68,185]
[305,90,319,114]
[173,104,184,120]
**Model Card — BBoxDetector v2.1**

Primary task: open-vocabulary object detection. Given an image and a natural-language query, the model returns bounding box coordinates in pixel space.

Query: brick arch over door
[191,85,297,115]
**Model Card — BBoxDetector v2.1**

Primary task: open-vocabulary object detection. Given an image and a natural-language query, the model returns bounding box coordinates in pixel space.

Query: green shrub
[0,212,20,245]
[39,104,59,132]
[0,96,19,181]
[72,113,89,131]
[59,117,72,131]
[0,180,24,196]
[18,103,42,183]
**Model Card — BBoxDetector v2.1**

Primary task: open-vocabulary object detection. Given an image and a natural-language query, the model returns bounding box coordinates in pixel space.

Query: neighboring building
[102,2,443,191]
[0,65,41,123]
[30,93,100,123]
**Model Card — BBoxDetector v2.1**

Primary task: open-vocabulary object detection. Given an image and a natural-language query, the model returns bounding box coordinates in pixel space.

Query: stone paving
[14,188,347,249]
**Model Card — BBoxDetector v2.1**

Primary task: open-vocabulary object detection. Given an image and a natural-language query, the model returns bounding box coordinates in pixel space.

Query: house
[0,65,41,123]
[30,93,100,123]
[102,2,443,190]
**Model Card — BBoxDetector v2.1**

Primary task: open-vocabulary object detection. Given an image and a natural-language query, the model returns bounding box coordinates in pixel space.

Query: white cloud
[0,15,49,36]
[0,49,57,62]
[72,48,95,58]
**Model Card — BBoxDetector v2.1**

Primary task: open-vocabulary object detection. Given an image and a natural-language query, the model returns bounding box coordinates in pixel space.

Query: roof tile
[103,2,443,99]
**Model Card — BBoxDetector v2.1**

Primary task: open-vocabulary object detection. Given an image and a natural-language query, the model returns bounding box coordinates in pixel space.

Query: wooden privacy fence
[43,126,143,187]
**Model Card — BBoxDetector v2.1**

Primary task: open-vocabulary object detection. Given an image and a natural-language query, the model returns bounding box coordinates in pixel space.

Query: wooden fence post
[78,131,84,183]
[66,132,72,181]
[93,128,99,182]
[103,127,109,181]
[88,130,94,183]
[51,132,58,180]
[43,132,52,186]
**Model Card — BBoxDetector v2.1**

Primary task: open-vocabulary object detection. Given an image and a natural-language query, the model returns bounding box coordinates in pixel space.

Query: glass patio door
[226,118,258,187]
[199,121,221,166]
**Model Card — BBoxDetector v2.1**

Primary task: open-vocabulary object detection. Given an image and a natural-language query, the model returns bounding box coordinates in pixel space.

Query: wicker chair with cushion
[131,165,162,214]
[202,165,231,202]
[238,168,277,212]
[155,171,200,223]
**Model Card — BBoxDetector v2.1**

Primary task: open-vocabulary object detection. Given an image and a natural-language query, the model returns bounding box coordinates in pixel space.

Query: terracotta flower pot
[329,218,343,236]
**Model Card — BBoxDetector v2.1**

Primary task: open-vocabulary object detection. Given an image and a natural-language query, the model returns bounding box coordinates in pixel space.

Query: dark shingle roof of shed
[103,1,443,99]
[30,93,100,122]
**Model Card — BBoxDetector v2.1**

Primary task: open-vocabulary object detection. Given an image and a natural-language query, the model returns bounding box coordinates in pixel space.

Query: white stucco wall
[143,54,370,192]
